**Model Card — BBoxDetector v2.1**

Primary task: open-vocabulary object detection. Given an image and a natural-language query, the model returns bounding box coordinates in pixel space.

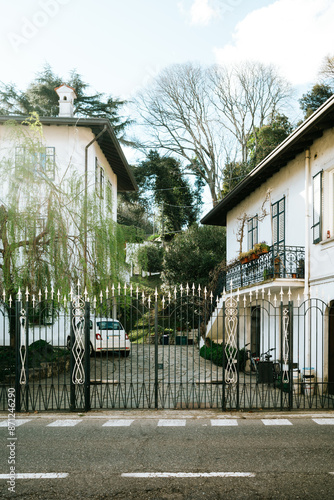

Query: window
[247,216,258,250]
[15,146,55,180]
[95,159,104,199]
[272,196,285,251]
[330,170,334,238]
[24,216,46,241]
[106,180,113,211]
[312,171,323,243]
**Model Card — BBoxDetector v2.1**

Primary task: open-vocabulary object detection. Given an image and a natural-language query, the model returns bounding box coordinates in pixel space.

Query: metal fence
[221,245,305,292]
[0,285,333,412]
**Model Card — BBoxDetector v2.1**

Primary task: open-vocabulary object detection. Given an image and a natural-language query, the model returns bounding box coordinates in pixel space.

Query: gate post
[281,299,292,410]
[288,300,293,410]
[69,291,86,411]
[24,300,29,412]
[154,297,159,409]
[14,299,21,412]
[84,300,91,412]
[69,300,75,411]
[222,300,226,411]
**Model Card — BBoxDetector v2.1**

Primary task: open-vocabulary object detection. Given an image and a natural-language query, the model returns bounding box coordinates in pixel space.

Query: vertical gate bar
[15,299,21,412]
[288,300,293,410]
[222,301,226,411]
[25,301,29,412]
[154,298,159,409]
[236,300,240,410]
[280,301,283,411]
[69,301,75,412]
[84,300,90,412]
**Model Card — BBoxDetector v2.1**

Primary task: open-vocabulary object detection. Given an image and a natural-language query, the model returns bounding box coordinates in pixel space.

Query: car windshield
[96,321,122,331]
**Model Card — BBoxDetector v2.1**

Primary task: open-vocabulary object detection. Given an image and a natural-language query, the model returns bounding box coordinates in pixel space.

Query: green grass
[130,274,163,293]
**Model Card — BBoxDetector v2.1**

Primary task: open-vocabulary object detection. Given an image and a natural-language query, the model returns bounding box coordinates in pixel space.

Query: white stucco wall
[42,125,118,222]
[225,127,334,302]
[307,128,334,298]
[226,153,305,262]
[0,122,118,223]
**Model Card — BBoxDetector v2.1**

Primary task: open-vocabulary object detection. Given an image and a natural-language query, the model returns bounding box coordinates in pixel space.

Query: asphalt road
[1,410,334,499]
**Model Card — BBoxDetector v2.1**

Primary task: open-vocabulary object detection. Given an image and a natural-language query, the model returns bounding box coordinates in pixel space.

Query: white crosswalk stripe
[312,418,334,425]
[261,419,292,426]
[0,419,31,427]
[47,419,82,427]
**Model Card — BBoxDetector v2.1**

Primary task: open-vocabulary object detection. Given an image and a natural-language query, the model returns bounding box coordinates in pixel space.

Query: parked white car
[67,318,131,356]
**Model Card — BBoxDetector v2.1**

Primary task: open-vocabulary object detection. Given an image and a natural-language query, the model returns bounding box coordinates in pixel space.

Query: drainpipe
[84,125,108,288]
[304,149,311,300]
[304,148,311,369]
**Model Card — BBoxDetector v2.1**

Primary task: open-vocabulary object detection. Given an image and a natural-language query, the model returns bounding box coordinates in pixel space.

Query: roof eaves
[0,115,137,192]
[201,94,334,226]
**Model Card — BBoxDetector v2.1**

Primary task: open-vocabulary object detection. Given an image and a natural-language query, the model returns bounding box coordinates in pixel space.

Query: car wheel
[124,351,130,357]
[89,343,94,357]
[66,337,71,350]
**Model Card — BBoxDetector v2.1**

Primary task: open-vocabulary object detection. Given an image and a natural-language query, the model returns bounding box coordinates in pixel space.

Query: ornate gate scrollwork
[19,308,27,385]
[71,294,85,385]
[282,307,290,384]
[224,296,238,384]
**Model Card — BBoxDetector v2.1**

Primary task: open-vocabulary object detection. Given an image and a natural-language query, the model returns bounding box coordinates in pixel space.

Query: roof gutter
[304,149,311,300]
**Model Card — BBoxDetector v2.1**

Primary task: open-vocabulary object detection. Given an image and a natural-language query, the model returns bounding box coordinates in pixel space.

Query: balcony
[219,245,305,293]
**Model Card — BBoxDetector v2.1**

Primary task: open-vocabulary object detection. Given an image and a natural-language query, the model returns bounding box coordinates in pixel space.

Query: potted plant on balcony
[239,252,250,265]
[248,248,259,261]
[254,242,270,256]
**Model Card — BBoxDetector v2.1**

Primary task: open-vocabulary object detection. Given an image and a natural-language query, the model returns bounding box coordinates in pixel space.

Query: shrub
[137,244,164,274]
[163,224,226,287]
[200,340,246,371]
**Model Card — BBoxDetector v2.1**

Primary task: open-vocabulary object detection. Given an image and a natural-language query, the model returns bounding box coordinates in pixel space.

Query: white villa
[0,84,137,222]
[0,85,137,347]
[202,95,334,393]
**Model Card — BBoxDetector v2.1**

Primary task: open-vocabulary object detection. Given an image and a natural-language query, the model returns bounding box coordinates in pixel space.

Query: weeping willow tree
[0,114,126,345]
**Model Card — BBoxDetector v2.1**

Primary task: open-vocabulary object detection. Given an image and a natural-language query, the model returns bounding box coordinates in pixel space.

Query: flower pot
[240,257,249,264]
[257,249,269,256]
[249,253,259,261]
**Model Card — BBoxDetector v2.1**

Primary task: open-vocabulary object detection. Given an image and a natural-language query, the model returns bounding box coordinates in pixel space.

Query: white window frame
[312,170,323,244]
[324,168,334,240]
[15,146,55,180]
[95,158,105,199]
[247,215,258,250]
[106,180,113,212]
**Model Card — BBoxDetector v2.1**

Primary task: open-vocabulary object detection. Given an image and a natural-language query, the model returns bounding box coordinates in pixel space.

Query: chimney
[54,84,77,117]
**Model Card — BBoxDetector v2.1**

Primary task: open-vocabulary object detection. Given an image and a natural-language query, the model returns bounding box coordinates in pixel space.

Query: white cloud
[178,0,219,26]
[213,0,334,85]
[190,0,218,25]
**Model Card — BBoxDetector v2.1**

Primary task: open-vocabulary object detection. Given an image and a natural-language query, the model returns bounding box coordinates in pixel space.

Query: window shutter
[247,216,258,250]
[272,197,285,248]
[312,171,322,243]
[95,158,99,194]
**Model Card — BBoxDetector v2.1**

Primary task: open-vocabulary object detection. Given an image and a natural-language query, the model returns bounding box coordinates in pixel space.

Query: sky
[1,0,334,208]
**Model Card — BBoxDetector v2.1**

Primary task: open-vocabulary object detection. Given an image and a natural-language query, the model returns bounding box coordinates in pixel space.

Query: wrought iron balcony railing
[219,245,305,293]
